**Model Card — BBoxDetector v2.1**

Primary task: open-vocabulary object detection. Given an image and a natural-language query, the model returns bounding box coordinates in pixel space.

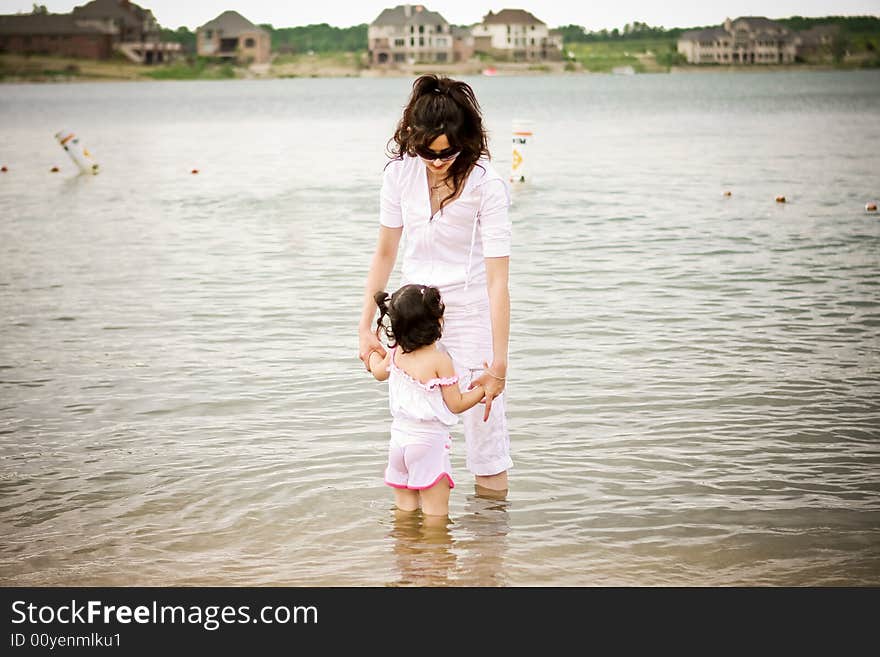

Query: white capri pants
[437,300,513,476]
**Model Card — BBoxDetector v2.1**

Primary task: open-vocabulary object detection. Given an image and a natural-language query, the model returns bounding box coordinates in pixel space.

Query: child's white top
[388,347,459,428]
[379,155,511,308]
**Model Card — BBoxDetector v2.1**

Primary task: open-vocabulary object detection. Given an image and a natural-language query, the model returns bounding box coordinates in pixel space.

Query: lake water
[1,71,878,586]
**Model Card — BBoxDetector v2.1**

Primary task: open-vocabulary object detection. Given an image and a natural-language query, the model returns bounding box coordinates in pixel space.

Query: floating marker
[191,169,199,174]
[50,166,60,173]
[723,190,732,197]
[776,196,786,203]
[1,166,7,173]
[54,129,99,175]
[511,119,533,183]
[867,202,877,212]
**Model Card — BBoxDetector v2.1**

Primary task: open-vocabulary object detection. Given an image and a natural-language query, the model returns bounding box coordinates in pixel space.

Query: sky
[1,0,878,30]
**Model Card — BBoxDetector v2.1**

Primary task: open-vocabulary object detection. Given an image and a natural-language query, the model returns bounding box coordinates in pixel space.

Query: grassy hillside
[565,39,680,72]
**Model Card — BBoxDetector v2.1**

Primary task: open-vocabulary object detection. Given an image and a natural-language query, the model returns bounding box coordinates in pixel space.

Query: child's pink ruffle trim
[389,349,459,391]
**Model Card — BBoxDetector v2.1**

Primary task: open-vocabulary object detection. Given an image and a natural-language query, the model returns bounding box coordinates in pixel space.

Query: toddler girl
[368,284,485,516]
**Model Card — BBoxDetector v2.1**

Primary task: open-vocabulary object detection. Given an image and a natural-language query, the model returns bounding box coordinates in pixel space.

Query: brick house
[369,4,453,66]
[196,10,271,64]
[471,8,563,61]
[451,25,474,63]
[0,13,116,58]
[0,1,179,63]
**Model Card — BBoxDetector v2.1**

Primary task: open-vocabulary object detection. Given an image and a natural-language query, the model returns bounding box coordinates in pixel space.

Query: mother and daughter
[358,74,513,517]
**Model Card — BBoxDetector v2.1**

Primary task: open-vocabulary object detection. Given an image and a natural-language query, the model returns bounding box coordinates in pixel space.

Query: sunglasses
[416,146,460,162]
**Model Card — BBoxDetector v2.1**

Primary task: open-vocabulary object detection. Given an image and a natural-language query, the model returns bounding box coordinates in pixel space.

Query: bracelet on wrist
[485,368,506,381]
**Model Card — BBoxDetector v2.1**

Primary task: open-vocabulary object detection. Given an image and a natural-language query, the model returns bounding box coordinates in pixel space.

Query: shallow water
[1,71,879,585]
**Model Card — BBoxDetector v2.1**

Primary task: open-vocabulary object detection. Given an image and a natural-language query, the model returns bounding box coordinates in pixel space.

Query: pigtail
[422,286,445,321]
[373,291,392,341]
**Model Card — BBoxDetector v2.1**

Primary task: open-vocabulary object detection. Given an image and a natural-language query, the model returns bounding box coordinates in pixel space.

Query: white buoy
[54,130,99,175]
[511,119,533,183]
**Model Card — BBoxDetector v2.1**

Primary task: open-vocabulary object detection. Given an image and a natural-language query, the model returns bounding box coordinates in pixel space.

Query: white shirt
[387,347,460,434]
[379,155,511,307]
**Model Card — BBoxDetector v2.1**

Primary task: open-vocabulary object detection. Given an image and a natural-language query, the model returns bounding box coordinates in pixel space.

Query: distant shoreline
[0,53,874,84]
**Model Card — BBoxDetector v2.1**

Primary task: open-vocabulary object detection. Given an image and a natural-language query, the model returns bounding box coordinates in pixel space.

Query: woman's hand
[359,325,387,373]
[469,361,506,422]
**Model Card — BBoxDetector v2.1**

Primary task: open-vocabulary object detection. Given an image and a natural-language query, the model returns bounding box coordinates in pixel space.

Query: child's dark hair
[374,284,444,353]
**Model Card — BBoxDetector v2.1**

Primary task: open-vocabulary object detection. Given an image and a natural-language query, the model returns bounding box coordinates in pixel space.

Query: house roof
[679,27,728,42]
[731,16,788,33]
[72,0,153,25]
[371,5,448,27]
[198,10,266,36]
[0,12,117,35]
[482,9,545,26]
[798,24,839,46]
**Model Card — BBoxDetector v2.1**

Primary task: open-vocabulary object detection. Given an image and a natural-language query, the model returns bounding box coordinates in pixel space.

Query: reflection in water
[388,509,457,587]
[454,488,511,586]
[386,487,512,587]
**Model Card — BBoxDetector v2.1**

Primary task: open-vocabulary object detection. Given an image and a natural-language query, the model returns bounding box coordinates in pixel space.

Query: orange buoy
[775,196,786,203]
[867,202,878,212]
[722,190,732,197]
[191,169,199,174]
[50,166,60,173]
[1,166,7,173]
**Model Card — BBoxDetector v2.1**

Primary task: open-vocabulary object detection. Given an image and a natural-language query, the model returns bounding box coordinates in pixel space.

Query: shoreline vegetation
[1,50,877,83]
[2,15,878,83]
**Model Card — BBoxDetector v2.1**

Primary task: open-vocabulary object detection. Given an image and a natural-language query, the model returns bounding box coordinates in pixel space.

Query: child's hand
[359,327,386,373]
[468,361,506,422]
[368,349,391,382]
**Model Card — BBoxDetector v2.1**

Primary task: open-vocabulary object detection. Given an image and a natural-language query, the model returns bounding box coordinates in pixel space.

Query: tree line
[160,23,368,54]
[557,16,880,42]
[160,16,879,54]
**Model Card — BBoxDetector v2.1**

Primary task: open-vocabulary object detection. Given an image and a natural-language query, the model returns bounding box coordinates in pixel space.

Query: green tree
[555,24,588,43]
[161,26,196,53]
[831,34,849,63]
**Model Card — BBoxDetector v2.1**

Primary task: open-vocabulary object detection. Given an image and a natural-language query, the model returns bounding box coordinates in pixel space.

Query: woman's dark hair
[388,74,489,211]
[374,284,445,353]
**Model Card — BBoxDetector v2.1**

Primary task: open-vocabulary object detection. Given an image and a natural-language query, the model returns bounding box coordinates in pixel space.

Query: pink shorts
[384,429,455,491]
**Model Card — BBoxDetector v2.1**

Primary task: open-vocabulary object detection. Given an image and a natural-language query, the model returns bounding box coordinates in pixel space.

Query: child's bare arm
[441,382,485,414]
[436,352,484,413]
[368,349,391,382]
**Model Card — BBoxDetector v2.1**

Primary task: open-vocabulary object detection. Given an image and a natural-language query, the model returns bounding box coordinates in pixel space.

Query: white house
[369,4,453,66]
[471,8,562,61]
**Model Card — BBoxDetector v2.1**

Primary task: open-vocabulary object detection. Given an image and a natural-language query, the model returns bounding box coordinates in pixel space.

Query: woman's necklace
[430,176,450,209]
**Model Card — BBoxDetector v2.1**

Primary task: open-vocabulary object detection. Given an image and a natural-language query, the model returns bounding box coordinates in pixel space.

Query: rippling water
[1,72,879,586]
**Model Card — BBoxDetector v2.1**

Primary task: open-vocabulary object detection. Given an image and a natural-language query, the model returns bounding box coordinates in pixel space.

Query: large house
[471,8,563,61]
[0,0,179,63]
[71,0,158,43]
[796,24,840,60]
[677,17,799,64]
[368,4,453,66]
[196,10,270,64]
[0,12,116,59]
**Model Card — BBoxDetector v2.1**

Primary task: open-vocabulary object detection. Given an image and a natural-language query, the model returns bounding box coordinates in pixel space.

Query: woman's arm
[358,225,403,370]
[469,255,509,421]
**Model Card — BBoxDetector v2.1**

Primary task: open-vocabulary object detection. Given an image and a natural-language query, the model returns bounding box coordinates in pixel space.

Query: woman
[358,74,512,493]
